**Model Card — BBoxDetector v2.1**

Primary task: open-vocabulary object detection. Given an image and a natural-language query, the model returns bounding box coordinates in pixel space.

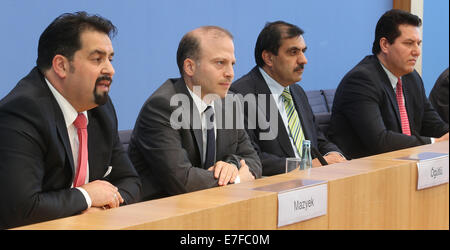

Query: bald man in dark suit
[129,26,261,201]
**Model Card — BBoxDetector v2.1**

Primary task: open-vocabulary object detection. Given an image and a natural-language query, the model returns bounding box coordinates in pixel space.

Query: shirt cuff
[75,187,92,209]
[430,137,435,144]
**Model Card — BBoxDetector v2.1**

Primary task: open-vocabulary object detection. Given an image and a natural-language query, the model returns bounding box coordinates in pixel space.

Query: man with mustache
[230,21,345,176]
[0,12,141,229]
[94,75,114,105]
[329,9,449,159]
[128,26,261,201]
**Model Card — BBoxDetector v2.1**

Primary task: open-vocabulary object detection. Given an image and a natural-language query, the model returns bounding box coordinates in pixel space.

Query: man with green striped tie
[231,21,346,176]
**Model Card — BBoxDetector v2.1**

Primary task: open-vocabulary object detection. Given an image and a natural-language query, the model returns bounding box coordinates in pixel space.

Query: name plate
[416,153,449,190]
[254,179,327,227]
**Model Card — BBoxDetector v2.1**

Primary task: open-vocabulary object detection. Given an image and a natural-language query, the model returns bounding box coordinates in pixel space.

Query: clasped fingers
[81,180,124,208]
[213,161,239,186]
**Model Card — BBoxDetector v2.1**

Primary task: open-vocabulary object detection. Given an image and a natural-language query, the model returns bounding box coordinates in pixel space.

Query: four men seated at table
[0,9,448,229]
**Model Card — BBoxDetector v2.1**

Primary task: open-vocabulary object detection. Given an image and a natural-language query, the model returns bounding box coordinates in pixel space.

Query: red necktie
[73,113,88,187]
[396,78,411,136]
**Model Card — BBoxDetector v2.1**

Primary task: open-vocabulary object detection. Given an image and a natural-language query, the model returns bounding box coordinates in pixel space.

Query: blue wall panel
[0,0,392,129]
[423,0,449,95]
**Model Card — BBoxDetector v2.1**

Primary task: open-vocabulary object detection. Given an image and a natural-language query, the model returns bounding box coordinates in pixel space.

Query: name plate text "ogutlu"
[417,154,449,190]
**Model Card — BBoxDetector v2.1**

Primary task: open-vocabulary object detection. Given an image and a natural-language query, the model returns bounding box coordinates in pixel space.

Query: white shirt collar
[185,84,215,114]
[45,78,88,128]
[259,67,288,98]
[379,61,401,90]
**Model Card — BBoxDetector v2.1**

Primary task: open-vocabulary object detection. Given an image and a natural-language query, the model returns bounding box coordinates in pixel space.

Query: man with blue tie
[129,26,262,201]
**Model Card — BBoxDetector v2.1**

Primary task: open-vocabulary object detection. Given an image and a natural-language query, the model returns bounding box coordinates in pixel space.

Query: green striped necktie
[281,87,305,156]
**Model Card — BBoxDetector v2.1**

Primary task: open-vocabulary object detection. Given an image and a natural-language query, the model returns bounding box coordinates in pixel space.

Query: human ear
[379,37,390,54]
[262,50,274,67]
[52,55,70,78]
[183,58,196,77]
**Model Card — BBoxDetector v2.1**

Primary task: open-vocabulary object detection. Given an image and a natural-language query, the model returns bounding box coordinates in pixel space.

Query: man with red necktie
[0,12,141,229]
[329,9,449,159]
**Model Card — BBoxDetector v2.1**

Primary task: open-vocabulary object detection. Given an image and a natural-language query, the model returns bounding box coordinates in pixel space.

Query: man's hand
[208,161,239,186]
[81,207,105,214]
[81,180,124,209]
[236,159,255,182]
[435,132,449,142]
[312,152,346,167]
[323,152,347,164]
[312,159,322,167]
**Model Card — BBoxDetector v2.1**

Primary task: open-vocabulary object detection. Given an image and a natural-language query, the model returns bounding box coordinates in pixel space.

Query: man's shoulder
[0,68,51,118]
[404,69,423,84]
[135,78,182,113]
[149,78,184,102]
[136,77,193,125]
[231,66,262,94]
[1,67,46,104]
[289,83,307,95]
[337,55,386,89]
[346,55,380,76]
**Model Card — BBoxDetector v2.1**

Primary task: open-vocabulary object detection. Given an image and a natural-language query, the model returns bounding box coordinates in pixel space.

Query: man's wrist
[75,187,92,209]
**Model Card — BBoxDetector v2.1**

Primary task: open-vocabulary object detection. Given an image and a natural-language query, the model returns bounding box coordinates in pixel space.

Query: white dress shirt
[186,84,240,183]
[379,62,435,143]
[45,78,92,208]
[259,67,301,158]
[186,85,216,164]
[380,62,403,98]
[259,67,344,159]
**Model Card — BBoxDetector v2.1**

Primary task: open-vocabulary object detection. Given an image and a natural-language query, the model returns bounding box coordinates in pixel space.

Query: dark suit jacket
[329,55,449,159]
[230,66,341,176]
[0,67,141,229]
[128,78,262,201]
[429,68,449,124]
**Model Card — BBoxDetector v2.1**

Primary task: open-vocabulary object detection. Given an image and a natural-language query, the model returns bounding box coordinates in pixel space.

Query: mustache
[294,64,305,71]
[95,75,113,85]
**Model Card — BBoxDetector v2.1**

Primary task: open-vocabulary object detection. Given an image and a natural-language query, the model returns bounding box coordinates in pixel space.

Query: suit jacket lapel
[173,78,203,160]
[252,67,295,157]
[384,82,402,125]
[214,99,224,161]
[374,58,403,128]
[44,79,75,175]
[55,112,75,173]
[290,85,311,141]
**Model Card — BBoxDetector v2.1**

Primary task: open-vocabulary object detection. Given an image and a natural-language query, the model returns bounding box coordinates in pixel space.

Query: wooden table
[14,142,449,230]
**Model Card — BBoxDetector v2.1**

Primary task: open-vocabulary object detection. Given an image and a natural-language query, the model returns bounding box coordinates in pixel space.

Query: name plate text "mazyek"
[277,182,327,227]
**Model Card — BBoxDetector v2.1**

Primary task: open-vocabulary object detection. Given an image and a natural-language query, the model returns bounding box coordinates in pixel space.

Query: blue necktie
[204,106,215,169]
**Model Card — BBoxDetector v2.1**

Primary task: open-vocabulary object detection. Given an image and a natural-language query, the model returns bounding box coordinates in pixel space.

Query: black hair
[254,21,304,68]
[37,11,117,71]
[372,9,422,55]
